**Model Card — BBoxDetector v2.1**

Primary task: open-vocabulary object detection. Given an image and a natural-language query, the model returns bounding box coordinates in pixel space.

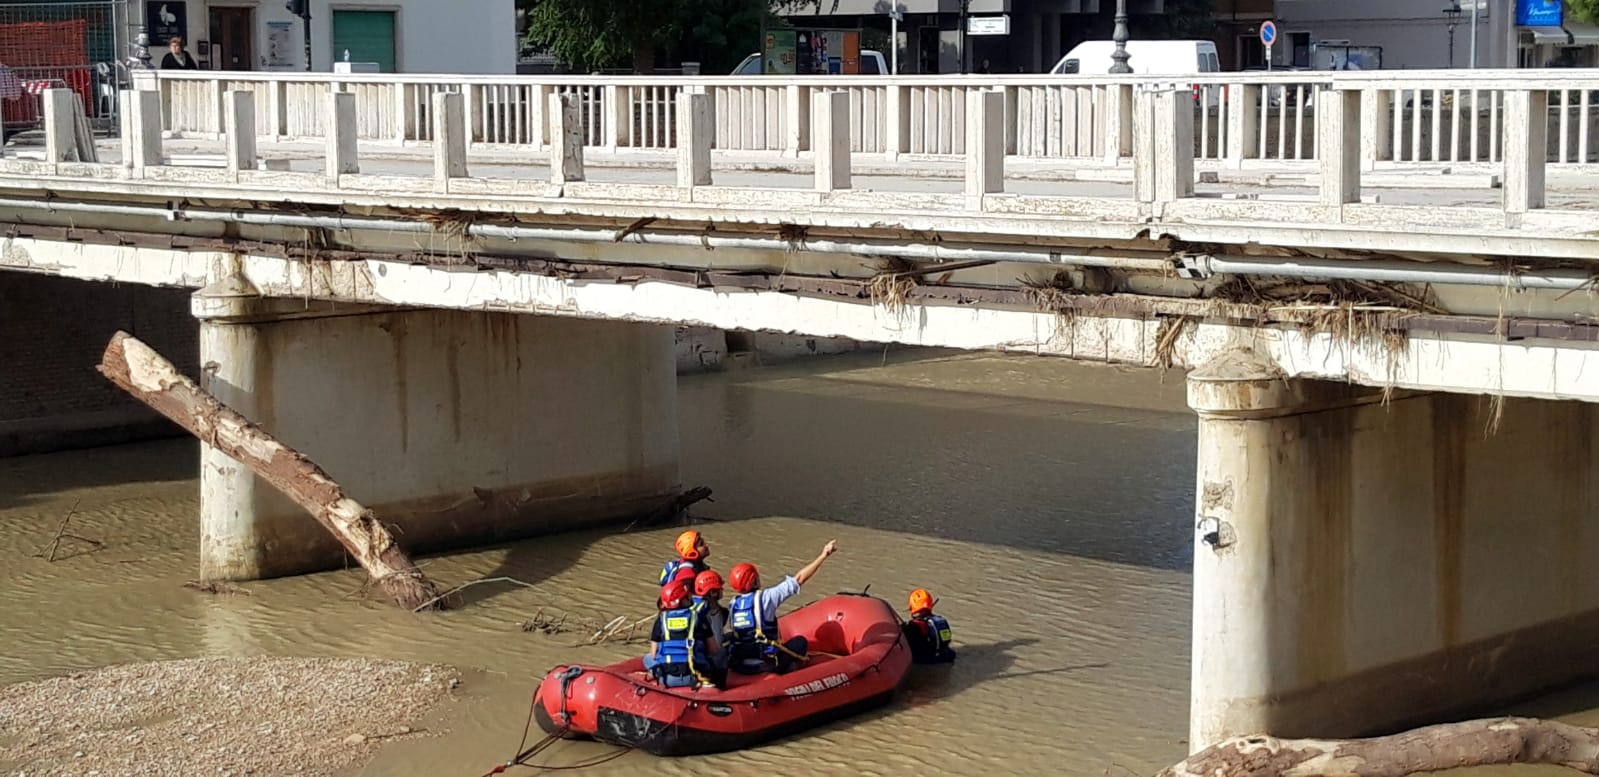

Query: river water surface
[1,349,1592,775]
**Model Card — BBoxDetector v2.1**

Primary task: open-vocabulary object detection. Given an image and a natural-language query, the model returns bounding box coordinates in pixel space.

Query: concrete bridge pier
[192,278,681,581]
[1188,349,1599,750]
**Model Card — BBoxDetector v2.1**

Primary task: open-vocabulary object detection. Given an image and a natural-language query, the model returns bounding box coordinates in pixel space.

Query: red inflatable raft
[533,593,911,756]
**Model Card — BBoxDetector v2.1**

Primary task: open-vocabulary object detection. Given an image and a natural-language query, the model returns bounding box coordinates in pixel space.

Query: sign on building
[1515,0,1562,26]
[967,16,1010,36]
[145,1,187,46]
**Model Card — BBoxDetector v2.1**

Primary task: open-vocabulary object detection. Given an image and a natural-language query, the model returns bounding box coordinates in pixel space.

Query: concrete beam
[432,92,468,192]
[965,89,1005,203]
[11,238,1599,404]
[224,90,257,177]
[120,89,163,174]
[1318,89,1362,207]
[325,91,358,182]
[676,92,712,188]
[549,93,585,184]
[813,90,850,192]
[1503,89,1548,214]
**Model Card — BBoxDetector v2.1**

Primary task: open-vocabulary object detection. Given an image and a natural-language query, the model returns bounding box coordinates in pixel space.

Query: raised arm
[793,540,838,587]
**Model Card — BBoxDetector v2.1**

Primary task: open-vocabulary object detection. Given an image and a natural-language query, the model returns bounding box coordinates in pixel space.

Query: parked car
[731,50,888,76]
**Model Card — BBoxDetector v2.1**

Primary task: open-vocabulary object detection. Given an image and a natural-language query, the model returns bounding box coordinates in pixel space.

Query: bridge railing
[142,69,1599,169]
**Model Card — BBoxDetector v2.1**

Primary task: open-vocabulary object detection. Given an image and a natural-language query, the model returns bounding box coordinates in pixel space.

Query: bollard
[1134,87,1195,204]
[325,90,358,181]
[812,91,850,192]
[1503,90,1548,214]
[1318,89,1362,206]
[965,89,1005,202]
[43,88,77,164]
[676,92,712,188]
[120,89,163,173]
[549,93,584,184]
[224,90,256,175]
[1225,83,1259,169]
[432,92,468,192]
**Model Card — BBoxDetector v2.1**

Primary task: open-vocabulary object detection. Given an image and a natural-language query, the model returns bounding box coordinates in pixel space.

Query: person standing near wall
[161,37,198,70]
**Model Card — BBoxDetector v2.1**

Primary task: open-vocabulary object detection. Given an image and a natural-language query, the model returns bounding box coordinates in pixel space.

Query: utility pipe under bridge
[1,73,1597,758]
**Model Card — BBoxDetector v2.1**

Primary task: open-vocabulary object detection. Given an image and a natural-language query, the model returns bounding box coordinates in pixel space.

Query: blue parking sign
[1260,20,1277,47]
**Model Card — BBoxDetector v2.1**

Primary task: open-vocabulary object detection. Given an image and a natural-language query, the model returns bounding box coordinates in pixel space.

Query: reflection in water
[9,349,1571,775]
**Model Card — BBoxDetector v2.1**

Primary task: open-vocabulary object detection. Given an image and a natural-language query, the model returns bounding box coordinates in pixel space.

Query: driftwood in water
[1157,717,1599,776]
[96,331,443,611]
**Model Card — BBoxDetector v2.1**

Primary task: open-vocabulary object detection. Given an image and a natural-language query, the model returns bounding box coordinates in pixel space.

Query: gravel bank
[0,657,460,777]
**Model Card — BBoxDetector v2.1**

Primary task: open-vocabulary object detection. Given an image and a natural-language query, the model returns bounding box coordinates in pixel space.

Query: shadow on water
[0,437,197,512]
[678,361,1198,572]
[448,526,618,608]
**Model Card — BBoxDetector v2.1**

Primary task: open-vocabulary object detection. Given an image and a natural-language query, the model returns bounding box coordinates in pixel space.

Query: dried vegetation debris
[0,656,458,777]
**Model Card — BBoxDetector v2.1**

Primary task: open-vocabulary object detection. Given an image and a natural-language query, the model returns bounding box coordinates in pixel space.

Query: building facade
[136,0,515,74]
[1275,0,1598,69]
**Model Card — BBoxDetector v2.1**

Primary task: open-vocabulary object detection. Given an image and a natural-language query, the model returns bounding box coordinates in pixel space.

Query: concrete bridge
[3,68,1599,756]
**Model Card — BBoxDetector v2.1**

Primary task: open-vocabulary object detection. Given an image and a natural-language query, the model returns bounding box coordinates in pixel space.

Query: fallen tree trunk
[97,331,443,611]
[1158,716,1599,776]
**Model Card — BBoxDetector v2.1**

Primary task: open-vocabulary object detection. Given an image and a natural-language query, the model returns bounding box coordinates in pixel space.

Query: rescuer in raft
[693,569,731,640]
[646,578,726,689]
[726,540,839,675]
[902,588,957,664]
[659,530,713,590]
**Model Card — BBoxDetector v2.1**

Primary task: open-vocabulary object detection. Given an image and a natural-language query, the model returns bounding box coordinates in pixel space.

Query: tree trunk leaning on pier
[1157,717,1599,776]
[96,331,444,611]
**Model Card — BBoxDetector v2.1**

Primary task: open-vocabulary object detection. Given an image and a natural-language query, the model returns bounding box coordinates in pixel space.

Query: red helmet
[694,569,724,597]
[660,579,691,609]
[729,563,760,594]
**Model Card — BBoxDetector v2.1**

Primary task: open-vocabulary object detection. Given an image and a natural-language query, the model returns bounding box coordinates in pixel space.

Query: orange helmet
[729,563,760,594]
[694,569,724,597]
[660,579,691,610]
[674,530,705,561]
[909,588,934,614]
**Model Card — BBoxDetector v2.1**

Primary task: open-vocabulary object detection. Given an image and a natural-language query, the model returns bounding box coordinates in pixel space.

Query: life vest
[728,591,780,665]
[692,595,727,639]
[658,558,703,587]
[654,605,711,684]
[914,613,953,654]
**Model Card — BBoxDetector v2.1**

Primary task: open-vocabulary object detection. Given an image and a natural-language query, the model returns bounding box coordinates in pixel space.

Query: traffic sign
[1259,21,1277,47]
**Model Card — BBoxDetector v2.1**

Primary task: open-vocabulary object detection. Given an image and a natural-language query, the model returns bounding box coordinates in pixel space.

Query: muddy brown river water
[1,349,1595,775]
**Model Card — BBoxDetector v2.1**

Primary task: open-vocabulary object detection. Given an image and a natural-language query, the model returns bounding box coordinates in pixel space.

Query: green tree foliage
[1571,0,1599,25]
[1137,0,1218,39]
[520,0,773,74]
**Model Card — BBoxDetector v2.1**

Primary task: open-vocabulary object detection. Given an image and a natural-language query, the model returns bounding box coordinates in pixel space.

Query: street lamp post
[1109,0,1131,74]
[1444,2,1463,68]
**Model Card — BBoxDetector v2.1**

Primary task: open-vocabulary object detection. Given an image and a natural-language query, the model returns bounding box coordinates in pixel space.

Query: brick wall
[0,273,197,456]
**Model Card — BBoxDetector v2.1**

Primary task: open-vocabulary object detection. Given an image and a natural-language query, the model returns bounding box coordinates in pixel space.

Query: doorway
[208,7,254,71]
[332,10,397,72]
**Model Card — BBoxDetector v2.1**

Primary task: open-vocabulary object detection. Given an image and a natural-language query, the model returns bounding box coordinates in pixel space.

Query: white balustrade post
[885,83,909,160]
[813,90,850,192]
[549,92,585,184]
[966,89,1005,203]
[1503,89,1548,214]
[121,89,163,174]
[1135,87,1195,204]
[224,90,257,176]
[1225,83,1259,169]
[1361,88,1393,172]
[325,90,359,182]
[1318,88,1362,206]
[1158,87,1196,202]
[676,92,712,188]
[392,82,411,144]
[604,84,627,150]
[786,84,811,158]
[42,88,76,164]
[1105,84,1134,163]
[208,79,225,137]
[1002,85,1018,156]
[269,81,286,140]
[533,84,552,148]
[432,92,468,192]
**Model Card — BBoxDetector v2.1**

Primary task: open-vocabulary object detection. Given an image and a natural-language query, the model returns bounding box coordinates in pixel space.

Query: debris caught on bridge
[1156,716,1599,776]
[31,499,103,562]
[95,332,444,612]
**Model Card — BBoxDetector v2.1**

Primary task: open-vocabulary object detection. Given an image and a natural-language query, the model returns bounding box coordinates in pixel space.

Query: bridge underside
[4,198,1599,749]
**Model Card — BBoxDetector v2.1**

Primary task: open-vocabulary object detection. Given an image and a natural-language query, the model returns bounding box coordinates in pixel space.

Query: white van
[1048,40,1222,107]
[1048,40,1221,77]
